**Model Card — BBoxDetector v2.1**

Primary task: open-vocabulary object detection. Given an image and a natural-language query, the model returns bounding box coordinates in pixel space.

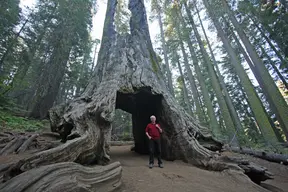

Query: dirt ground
[110,145,288,192]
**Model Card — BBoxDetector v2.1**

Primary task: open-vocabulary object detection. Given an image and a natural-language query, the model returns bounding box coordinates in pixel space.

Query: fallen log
[16,134,39,154]
[0,137,13,144]
[0,161,122,192]
[3,132,14,136]
[0,133,12,137]
[230,147,288,165]
[0,137,27,155]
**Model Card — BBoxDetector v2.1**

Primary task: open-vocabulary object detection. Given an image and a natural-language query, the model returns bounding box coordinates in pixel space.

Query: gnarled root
[0,162,122,192]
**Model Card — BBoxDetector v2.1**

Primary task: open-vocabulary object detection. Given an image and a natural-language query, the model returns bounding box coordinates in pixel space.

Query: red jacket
[145,123,161,139]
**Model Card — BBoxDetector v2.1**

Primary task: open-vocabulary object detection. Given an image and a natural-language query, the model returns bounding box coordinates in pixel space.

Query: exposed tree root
[0,0,281,190]
[0,137,26,155]
[0,162,122,192]
[0,131,60,156]
[16,134,39,154]
[215,155,274,184]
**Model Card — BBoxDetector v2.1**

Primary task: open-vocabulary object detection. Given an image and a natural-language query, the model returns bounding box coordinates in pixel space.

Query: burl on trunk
[0,0,272,191]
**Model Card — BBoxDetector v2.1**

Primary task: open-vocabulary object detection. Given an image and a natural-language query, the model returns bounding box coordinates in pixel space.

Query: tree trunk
[178,32,205,124]
[235,31,284,142]
[0,18,29,75]
[203,0,280,144]
[249,4,288,58]
[256,39,288,91]
[8,17,56,101]
[221,1,288,141]
[176,58,193,115]
[157,12,174,96]
[29,42,72,119]
[183,2,237,144]
[178,19,220,138]
[91,42,99,73]
[194,4,245,143]
[230,147,288,165]
[250,16,288,70]
[0,0,274,188]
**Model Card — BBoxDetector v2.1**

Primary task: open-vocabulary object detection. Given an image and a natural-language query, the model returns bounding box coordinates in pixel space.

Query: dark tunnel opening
[115,87,164,155]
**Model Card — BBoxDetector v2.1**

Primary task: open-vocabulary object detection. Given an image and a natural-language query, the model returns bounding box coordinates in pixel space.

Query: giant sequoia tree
[0,0,273,191]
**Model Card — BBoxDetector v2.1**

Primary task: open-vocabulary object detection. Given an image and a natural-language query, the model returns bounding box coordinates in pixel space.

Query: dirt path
[110,146,288,192]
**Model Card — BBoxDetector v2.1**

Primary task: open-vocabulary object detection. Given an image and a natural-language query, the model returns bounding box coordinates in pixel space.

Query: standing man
[145,115,163,169]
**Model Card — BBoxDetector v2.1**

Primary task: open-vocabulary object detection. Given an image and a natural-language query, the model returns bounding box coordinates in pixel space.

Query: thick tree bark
[0,0,275,189]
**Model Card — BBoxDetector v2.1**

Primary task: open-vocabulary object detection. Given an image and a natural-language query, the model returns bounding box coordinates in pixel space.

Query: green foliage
[119,132,133,141]
[149,50,159,73]
[0,110,48,131]
[238,0,288,57]
[0,0,98,117]
[111,109,132,141]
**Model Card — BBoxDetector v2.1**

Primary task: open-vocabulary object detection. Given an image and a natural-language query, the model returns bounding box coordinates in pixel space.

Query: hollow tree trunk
[6,0,216,170]
[0,0,274,190]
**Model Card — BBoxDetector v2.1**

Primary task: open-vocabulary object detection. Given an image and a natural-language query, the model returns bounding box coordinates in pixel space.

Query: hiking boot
[149,164,153,169]
[159,164,163,168]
